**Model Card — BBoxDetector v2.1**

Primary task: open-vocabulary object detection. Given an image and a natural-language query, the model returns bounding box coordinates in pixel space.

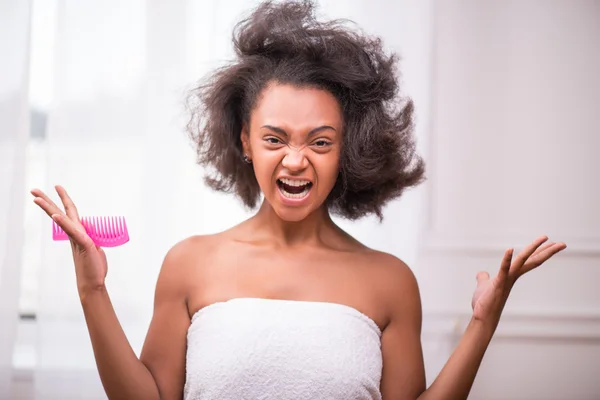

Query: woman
[31,1,566,399]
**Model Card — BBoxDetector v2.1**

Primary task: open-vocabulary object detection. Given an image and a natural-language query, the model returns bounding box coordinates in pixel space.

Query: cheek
[252,150,281,184]
[315,153,341,188]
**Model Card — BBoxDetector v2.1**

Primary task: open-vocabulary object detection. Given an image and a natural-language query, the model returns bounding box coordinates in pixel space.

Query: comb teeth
[52,216,129,247]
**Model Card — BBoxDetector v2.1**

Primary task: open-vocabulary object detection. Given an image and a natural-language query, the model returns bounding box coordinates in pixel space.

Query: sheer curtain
[0,0,31,397]
[30,1,431,397]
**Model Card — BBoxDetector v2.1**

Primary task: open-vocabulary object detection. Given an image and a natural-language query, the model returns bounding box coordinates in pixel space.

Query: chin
[272,206,314,222]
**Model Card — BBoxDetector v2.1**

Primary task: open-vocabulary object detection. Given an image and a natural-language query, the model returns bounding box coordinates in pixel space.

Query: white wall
[417,1,600,399]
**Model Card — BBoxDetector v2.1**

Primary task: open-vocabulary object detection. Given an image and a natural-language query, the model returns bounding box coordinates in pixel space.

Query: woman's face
[242,82,343,222]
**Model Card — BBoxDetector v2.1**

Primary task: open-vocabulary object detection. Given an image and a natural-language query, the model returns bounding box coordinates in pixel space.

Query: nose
[281,147,308,171]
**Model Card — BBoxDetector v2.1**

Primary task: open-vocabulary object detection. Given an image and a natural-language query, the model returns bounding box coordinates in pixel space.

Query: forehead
[250,83,342,130]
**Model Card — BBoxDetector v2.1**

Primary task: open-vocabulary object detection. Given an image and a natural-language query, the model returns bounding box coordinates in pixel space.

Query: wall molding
[422,309,600,341]
[421,231,600,257]
[13,310,600,371]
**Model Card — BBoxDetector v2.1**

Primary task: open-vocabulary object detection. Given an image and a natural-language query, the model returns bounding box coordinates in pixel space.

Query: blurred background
[1,0,599,399]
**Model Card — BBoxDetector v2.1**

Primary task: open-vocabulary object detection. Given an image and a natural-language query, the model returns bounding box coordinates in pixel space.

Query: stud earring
[243,154,252,164]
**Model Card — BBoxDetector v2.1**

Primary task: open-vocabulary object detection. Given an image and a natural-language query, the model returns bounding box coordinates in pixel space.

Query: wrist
[79,284,108,304]
[468,316,497,340]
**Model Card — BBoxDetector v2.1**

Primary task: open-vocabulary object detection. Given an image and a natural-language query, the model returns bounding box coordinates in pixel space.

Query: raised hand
[31,185,108,298]
[471,235,567,327]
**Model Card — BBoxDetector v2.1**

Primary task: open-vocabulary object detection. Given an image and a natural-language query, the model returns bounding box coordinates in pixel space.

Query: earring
[243,154,252,164]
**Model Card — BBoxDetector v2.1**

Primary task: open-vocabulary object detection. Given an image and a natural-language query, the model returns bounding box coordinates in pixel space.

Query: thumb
[476,271,490,285]
[98,246,107,261]
[52,213,95,251]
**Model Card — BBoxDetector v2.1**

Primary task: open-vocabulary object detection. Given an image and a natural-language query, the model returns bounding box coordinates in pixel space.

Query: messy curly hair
[187,0,425,220]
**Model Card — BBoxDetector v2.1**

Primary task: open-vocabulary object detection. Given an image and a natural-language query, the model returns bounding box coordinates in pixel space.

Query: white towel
[184,297,383,400]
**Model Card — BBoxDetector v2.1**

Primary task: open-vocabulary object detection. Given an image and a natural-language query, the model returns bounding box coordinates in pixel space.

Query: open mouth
[277,178,313,199]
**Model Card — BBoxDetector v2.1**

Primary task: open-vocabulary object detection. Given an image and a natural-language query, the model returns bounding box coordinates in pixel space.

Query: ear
[240,125,251,159]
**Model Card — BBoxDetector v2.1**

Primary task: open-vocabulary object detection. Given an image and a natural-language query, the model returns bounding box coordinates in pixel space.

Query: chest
[187,246,389,331]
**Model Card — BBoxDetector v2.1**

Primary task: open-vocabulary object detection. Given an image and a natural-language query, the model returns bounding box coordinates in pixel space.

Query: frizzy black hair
[186,0,425,220]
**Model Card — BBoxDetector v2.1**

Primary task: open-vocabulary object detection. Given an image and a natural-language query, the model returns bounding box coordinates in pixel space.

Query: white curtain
[22,1,430,397]
[0,0,32,397]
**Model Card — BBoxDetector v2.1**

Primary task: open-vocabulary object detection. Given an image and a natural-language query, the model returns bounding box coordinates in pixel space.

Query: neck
[250,199,336,247]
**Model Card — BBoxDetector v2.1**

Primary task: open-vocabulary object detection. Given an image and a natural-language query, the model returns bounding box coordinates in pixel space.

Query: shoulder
[363,250,422,327]
[162,234,220,263]
[158,228,242,277]
[363,250,419,291]
[155,234,222,292]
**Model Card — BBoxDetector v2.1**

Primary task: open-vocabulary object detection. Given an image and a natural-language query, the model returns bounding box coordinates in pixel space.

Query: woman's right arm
[32,186,191,400]
[82,242,191,400]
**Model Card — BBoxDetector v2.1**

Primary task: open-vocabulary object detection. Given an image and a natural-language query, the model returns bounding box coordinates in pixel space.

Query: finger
[31,188,65,218]
[532,241,555,257]
[52,214,94,250]
[512,236,549,272]
[499,248,514,282]
[55,185,81,222]
[521,242,567,275]
[476,271,490,285]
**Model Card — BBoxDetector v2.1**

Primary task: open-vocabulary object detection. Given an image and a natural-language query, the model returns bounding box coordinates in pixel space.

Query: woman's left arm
[380,235,566,400]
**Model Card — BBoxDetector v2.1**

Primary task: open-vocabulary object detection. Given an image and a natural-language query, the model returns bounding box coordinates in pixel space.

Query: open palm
[31,185,109,297]
[471,236,566,324]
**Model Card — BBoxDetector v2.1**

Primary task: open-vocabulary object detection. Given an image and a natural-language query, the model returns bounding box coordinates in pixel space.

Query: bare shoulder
[362,250,419,291]
[330,225,421,324]
[362,250,422,326]
[369,250,417,288]
[163,234,220,264]
[156,234,222,294]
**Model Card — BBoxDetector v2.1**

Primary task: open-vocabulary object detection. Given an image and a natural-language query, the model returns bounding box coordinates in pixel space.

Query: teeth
[279,178,310,187]
[279,184,311,199]
[281,187,310,199]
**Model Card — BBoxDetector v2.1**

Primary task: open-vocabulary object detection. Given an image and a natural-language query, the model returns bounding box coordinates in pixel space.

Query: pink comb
[52,216,130,247]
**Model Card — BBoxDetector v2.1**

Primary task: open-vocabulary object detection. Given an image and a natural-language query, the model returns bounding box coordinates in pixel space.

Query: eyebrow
[261,124,337,137]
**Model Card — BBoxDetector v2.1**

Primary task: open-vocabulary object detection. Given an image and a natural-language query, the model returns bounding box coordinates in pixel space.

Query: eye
[313,139,332,147]
[265,136,283,145]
